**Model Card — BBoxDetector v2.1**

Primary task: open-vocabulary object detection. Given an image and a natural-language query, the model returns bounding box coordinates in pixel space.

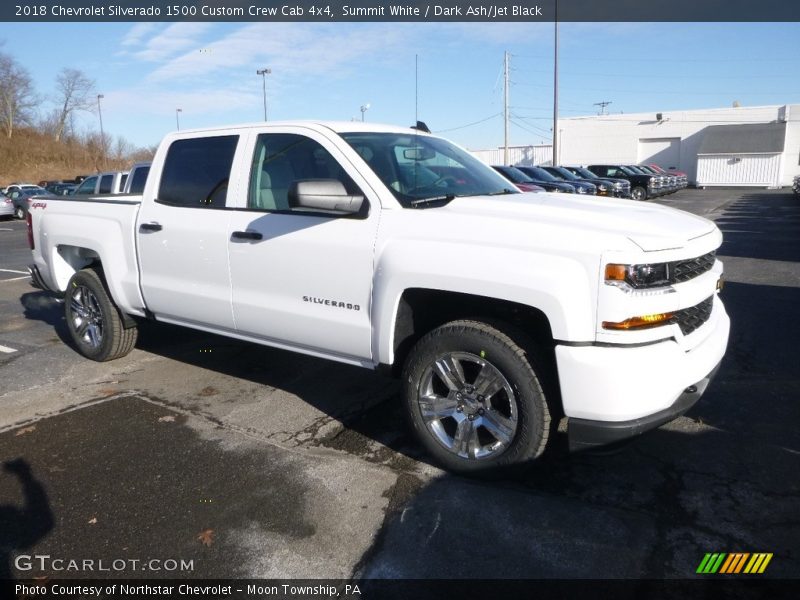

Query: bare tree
[52,68,95,142]
[0,51,38,138]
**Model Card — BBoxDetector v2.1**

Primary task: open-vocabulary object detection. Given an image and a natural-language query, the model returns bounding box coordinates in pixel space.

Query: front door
[226,129,380,363]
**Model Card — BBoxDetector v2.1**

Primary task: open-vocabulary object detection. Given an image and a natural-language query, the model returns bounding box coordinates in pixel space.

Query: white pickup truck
[27,121,729,473]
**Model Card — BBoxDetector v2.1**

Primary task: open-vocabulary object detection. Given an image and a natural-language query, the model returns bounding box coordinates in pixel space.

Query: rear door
[136,133,246,330]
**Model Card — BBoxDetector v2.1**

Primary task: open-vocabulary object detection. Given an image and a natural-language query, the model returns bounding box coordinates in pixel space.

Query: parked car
[8,186,47,219]
[539,166,598,195]
[648,164,688,189]
[636,165,678,194]
[561,166,631,198]
[28,120,729,474]
[0,192,14,220]
[72,171,129,196]
[491,165,546,192]
[587,165,660,201]
[123,162,151,194]
[4,183,41,197]
[45,182,77,196]
[793,175,800,197]
[514,166,577,193]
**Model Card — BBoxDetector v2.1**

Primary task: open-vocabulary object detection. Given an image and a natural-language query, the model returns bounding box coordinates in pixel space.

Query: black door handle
[231,230,263,241]
[139,222,162,232]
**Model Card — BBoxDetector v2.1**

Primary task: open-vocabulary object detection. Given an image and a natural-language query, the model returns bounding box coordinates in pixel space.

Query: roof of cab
[168,120,433,137]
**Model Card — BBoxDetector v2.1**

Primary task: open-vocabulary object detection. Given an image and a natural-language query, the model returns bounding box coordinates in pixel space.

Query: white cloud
[131,23,213,62]
[121,23,161,47]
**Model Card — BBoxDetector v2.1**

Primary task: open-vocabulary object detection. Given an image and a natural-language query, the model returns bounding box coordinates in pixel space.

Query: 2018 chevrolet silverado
[27,121,730,474]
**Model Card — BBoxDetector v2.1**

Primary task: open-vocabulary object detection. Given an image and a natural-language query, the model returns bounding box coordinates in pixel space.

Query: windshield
[22,188,47,196]
[571,167,598,179]
[548,167,580,181]
[522,166,558,182]
[626,165,646,175]
[496,166,536,184]
[339,132,518,206]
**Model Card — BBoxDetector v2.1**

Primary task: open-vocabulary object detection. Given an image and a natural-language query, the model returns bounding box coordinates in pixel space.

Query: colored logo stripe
[697,552,773,574]
[697,553,726,574]
[744,553,773,574]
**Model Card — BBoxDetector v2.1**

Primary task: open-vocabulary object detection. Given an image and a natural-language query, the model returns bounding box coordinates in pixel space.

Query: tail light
[26,210,34,250]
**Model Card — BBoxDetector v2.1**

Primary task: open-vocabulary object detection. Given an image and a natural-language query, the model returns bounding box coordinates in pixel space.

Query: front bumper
[555,299,730,450]
[568,361,721,451]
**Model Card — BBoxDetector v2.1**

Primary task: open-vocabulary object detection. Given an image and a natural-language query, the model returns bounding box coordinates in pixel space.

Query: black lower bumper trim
[567,361,721,452]
[29,264,51,291]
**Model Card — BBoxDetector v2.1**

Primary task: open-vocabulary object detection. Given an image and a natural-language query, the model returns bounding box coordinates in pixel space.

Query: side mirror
[288,179,364,214]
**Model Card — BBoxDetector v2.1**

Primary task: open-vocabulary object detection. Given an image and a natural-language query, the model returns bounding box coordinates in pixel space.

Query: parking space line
[0,344,17,353]
[0,275,30,282]
[0,268,28,274]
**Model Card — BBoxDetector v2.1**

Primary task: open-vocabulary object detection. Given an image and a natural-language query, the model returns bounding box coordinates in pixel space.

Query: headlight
[613,182,623,189]
[605,262,670,289]
[598,184,608,192]
[577,186,587,194]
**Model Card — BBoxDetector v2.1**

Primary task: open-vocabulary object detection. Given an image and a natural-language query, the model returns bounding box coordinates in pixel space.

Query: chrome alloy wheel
[69,285,104,349]
[417,352,518,460]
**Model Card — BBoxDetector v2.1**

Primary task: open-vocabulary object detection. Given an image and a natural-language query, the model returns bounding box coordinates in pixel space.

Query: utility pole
[256,68,271,120]
[503,50,510,165]
[176,108,182,130]
[96,94,105,167]
[552,3,559,166]
[594,101,612,115]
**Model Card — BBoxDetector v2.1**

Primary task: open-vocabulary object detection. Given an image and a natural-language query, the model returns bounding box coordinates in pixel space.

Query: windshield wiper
[409,194,456,207]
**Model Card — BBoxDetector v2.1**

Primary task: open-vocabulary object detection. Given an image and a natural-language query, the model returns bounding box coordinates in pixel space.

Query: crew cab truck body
[28,121,730,473]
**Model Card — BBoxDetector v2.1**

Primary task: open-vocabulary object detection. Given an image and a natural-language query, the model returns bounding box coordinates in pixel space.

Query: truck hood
[442,192,716,252]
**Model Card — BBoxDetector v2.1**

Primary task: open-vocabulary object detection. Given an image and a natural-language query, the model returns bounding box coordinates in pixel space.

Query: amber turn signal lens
[605,264,627,281]
[602,312,674,330]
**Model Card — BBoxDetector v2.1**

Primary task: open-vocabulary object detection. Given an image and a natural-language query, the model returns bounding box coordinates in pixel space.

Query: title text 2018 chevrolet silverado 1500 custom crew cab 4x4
[27,121,729,474]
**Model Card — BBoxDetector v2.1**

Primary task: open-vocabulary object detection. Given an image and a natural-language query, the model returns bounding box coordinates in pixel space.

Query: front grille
[671,251,716,284]
[673,296,713,336]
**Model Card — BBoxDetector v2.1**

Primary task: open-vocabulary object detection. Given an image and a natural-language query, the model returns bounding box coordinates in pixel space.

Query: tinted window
[119,174,128,191]
[248,133,360,212]
[74,176,98,195]
[98,175,113,194]
[129,166,150,194]
[158,136,238,208]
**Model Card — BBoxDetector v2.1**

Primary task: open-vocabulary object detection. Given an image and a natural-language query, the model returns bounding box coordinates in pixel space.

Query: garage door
[696,153,781,187]
[638,138,681,170]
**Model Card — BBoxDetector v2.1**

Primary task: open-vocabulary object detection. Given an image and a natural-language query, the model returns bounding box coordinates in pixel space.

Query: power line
[434,113,502,134]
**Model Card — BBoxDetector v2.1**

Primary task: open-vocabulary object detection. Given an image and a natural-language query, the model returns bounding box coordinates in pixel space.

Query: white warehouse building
[557,104,800,187]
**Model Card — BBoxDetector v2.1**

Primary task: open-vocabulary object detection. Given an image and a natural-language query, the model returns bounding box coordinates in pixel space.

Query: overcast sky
[4,21,800,150]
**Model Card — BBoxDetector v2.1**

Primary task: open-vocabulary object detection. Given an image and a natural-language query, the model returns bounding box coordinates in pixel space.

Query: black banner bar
[4,0,800,22]
[5,578,799,600]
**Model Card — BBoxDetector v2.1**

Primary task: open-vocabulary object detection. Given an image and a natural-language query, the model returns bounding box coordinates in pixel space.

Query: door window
[158,135,239,208]
[248,133,361,212]
[74,176,98,195]
[98,175,113,194]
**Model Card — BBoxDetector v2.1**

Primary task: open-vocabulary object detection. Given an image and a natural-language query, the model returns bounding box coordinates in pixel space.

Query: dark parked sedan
[491,166,546,193]
[8,186,47,219]
[514,166,577,194]
[540,166,598,195]
[562,166,631,198]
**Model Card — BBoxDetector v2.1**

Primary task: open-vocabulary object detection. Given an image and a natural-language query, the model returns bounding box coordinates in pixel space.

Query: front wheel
[403,320,551,474]
[630,186,647,201]
[14,206,24,219]
[65,268,138,361]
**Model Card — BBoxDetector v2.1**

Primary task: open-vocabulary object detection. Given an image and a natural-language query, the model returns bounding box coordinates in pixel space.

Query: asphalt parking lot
[0,188,798,585]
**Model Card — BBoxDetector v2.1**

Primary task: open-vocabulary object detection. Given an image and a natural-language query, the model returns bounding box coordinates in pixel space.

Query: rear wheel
[14,206,24,219]
[631,186,647,201]
[65,268,138,362]
[403,320,551,474]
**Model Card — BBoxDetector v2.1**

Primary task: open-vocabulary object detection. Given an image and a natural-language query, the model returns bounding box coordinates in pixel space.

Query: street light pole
[176,108,182,130]
[97,94,105,166]
[360,103,370,122]
[256,68,271,121]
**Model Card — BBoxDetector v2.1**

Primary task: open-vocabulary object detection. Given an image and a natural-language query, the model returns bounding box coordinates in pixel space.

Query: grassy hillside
[0,128,151,186]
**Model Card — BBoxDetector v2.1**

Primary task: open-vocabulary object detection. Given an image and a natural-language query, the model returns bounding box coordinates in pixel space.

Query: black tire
[631,186,647,201]
[65,267,138,362]
[14,206,25,219]
[403,319,551,475]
